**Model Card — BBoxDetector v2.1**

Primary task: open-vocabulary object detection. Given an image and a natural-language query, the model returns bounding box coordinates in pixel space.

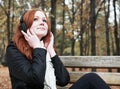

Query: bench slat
[70,72,120,86]
[60,56,120,68]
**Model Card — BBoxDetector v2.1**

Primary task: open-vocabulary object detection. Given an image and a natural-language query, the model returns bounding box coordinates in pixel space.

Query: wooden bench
[57,56,120,89]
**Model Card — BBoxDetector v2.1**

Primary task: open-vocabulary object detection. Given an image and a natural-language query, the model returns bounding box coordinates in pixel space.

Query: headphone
[20,11,27,32]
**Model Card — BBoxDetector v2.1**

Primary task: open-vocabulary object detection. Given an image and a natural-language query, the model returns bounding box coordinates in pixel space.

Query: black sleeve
[6,43,47,85]
[51,55,70,86]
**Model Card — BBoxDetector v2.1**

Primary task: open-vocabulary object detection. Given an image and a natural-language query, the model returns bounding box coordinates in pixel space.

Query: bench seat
[57,56,120,89]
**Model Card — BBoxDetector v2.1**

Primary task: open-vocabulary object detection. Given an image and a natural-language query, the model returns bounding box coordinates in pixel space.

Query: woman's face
[30,11,48,39]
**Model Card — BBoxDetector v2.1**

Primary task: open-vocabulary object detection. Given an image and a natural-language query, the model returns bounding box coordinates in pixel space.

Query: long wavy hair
[13,8,51,60]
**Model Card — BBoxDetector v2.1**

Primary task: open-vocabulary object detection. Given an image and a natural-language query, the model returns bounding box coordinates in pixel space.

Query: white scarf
[40,41,56,89]
[44,51,57,89]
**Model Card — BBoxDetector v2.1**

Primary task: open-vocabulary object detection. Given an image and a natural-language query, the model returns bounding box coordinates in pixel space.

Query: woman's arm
[6,42,47,85]
[51,55,70,86]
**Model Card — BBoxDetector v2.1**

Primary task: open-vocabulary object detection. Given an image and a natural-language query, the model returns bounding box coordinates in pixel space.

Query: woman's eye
[43,19,47,22]
[34,18,38,21]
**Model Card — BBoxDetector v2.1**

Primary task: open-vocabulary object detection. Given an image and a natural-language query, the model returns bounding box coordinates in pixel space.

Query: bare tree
[90,0,104,55]
[79,0,84,55]
[40,0,45,10]
[104,0,110,55]
[60,0,65,55]
[113,0,120,55]
[50,0,57,42]
[90,0,96,55]
[0,0,11,44]
[67,0,81,55]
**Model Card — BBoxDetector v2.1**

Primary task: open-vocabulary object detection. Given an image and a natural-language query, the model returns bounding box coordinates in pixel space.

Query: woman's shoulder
[6,41,24,61]
[6,41,18,52]
[8,41,15,46]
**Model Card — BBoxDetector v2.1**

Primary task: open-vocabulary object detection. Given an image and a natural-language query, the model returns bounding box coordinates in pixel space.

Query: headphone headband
[20,11,27,32]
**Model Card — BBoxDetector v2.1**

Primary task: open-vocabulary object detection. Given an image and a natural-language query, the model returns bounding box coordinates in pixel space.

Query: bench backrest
[60,56,120,86]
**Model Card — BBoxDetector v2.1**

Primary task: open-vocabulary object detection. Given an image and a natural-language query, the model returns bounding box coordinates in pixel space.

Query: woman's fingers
[27,29,33,37]
[21,30,28,37]
[30,28,36,35]
[21,30,29,40]
[29,28,38,38]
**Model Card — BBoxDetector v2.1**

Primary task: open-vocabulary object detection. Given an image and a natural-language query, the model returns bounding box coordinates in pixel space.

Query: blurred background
[0,0,120,65]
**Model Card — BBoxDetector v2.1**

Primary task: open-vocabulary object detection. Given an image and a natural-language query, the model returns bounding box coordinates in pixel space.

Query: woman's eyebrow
[34,16,46,19]
[34,16,39,18]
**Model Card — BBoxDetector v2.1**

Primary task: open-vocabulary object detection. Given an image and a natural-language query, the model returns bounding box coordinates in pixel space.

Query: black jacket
[6,41,70,89]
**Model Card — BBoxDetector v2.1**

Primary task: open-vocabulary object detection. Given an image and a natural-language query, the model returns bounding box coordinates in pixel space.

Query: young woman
[6,8,111,89]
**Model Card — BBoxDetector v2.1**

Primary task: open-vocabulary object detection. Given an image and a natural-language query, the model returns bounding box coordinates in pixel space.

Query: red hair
[13,8,51,60]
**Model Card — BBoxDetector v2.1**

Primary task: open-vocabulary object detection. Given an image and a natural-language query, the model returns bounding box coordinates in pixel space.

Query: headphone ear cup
[20,22,27,32]
[20,10,27,32]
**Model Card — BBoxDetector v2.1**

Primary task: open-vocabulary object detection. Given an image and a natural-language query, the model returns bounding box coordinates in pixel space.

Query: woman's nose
[39,20,44,26]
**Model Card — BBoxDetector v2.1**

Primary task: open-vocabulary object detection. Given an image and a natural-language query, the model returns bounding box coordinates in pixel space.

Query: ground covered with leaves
[0,65,11,89]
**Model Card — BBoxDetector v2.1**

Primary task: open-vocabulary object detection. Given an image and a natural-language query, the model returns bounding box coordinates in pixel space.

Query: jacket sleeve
[6,43,47,85]
[51,55,70,86]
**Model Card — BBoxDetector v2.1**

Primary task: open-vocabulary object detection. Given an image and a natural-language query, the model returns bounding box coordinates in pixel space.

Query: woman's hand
[46,32,56,57]
[21,29,44,49]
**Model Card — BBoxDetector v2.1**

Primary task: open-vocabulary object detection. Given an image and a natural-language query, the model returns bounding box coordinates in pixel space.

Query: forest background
[0,0,120,65]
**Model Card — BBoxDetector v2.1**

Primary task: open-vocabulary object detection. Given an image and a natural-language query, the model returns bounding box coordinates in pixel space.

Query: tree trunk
[50,0,57,42]
[104,0,110,55]
[7,0,11,44]
[79,0,84,56]
[113,0,120,55]
[60,0,65,55]
[11,0,15,39]
[71,37,75,55]
[70,0,75,56]
[90,0,96,55]
[41,0,45,10]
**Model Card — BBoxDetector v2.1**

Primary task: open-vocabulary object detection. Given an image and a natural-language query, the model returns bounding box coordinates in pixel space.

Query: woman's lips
[37,27,45,30]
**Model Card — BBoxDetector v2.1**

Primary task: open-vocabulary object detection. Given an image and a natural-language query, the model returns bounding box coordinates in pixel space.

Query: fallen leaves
[0,66,11,89]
